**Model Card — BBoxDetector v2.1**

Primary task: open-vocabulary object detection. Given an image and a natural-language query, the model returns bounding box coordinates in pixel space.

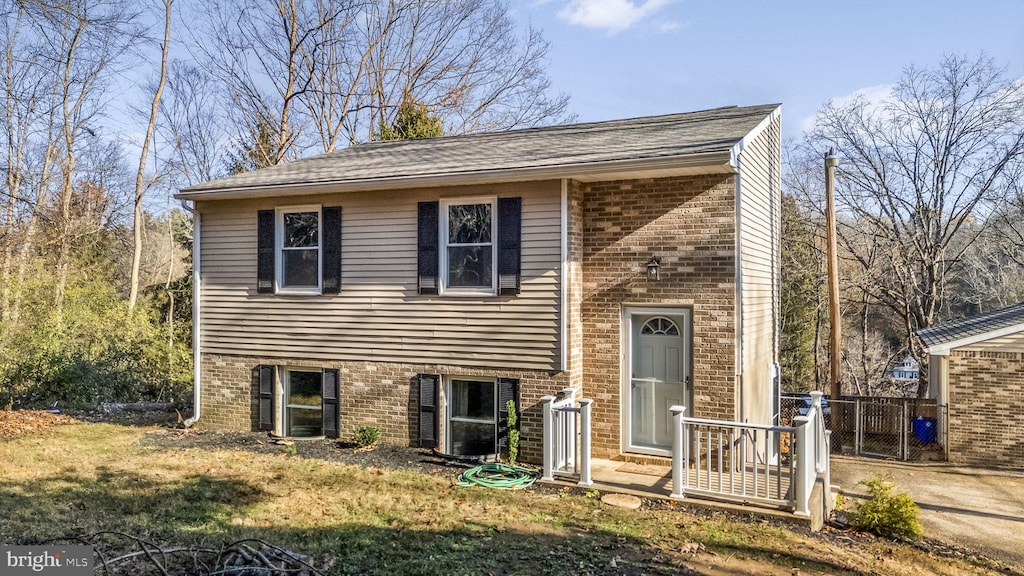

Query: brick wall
[200,353,569,464]
[579,174,738,458]
[947,350,1024,469]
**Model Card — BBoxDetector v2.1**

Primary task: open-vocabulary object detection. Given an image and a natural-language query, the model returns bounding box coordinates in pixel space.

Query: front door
[627,310,690,454]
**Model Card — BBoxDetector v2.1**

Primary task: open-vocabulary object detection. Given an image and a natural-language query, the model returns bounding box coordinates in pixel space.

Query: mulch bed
[141,426,485,479]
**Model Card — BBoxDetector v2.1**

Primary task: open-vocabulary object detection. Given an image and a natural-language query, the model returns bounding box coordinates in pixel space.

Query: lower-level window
[286,369,322,438]
[448,378,496,456]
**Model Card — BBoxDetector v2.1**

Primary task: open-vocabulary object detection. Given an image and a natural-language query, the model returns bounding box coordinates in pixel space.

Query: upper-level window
[277,206,321,294]
[442,199,496,294]
[641,317,680,336]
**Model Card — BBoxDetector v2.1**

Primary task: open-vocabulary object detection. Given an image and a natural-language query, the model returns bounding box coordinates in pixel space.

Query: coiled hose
[456,463,539,490]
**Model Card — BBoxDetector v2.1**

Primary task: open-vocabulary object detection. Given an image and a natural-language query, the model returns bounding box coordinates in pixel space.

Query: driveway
[830,456,1024,567]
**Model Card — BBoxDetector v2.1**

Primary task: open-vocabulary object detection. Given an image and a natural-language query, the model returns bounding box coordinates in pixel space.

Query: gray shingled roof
[917,301,1024,347]
[178,103,779,198]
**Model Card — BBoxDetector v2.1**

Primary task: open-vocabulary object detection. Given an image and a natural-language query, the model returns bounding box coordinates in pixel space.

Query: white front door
[627,310,690,454]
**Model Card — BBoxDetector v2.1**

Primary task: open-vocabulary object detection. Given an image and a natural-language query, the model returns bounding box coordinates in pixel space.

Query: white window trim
[280,367,324,439]
[445,376,498,455]
[439,197,497,296]
[275,204,323,295]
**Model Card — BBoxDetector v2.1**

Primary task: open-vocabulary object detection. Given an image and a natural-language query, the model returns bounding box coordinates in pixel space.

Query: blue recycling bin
[913,417,937,444]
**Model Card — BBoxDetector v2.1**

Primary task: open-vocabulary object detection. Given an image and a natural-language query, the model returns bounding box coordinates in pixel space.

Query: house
[889,354,919,381]
[174,104,782,464]
[917,302,1024,469]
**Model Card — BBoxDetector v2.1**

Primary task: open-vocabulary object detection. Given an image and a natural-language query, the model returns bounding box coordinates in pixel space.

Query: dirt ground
[831,455,1024,568]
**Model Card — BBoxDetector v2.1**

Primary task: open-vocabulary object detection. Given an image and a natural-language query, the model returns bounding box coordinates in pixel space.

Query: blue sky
[509,0,1024,142]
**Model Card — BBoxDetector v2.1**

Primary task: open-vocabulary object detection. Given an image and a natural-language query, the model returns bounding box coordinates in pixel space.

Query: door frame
[621,306,694,456]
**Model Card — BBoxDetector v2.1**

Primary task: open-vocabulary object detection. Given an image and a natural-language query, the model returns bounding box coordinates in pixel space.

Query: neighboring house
[889,355,919,381]
[174,104,782,464]
[918,302,1024,469]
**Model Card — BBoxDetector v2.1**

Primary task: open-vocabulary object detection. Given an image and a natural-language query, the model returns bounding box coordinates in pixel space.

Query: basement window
[285,369,323,438]
[447,378,497,456]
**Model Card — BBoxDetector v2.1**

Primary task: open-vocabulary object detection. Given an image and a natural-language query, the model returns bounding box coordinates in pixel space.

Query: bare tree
[17,0,142,316]
[158,61,225,186]
[188,0,571,163]
[128,0,172,311]
[807,54,1024,396]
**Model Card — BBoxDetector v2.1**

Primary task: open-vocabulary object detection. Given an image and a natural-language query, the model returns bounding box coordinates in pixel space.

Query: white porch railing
[670,391,831,515]
[541,389,593,487]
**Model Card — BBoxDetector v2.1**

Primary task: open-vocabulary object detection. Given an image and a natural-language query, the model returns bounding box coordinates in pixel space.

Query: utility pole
[824,148,842,402]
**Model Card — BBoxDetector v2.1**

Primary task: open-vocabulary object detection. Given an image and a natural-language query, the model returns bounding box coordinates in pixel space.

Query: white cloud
[557,0,672,34]
[799,83,894,133]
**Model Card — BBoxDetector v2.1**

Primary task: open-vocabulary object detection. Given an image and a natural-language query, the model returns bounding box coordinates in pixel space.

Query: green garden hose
[455,463,539,490]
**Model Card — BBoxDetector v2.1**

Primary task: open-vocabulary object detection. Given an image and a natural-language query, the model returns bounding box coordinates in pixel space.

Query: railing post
[670,405,686,499]
[541,395,556,482]
[824,429,832,493]
[578,398,593,487]
[793,415,811,517]
[808,390,823,413]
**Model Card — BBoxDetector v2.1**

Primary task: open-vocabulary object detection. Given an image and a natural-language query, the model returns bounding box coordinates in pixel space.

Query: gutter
[179,200,201,427]
[175,152,735,201]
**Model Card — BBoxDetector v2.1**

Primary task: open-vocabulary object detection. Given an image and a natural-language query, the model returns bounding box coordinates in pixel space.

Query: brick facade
[946,350,1024,469]
[578,174,738,458]
[200,352,569,464]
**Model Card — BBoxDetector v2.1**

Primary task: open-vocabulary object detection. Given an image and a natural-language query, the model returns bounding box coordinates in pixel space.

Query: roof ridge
[351,103,780,149]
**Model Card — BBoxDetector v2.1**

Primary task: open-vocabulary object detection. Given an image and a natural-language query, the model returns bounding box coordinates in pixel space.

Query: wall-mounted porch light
[646,256,661,281]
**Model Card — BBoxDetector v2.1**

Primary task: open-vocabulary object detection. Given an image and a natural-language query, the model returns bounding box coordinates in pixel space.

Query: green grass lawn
[0,420,1015,576]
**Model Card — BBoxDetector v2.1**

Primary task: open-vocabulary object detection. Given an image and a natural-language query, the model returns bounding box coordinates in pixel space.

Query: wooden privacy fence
[781,394,942,461]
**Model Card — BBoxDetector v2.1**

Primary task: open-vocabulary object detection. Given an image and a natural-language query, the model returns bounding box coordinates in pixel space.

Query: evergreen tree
[376,98,444,141]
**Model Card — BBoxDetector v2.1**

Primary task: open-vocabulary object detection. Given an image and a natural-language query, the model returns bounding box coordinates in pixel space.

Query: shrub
[353,425,381,447]
[848,474,923,540]
[505,399,519,464]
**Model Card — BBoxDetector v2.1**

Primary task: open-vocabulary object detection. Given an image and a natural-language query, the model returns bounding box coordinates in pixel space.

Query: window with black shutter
[322,368,340,438]
[496,377,521,454]
[418,197,521,296]
[322,206,342,294]
[497,198,521,295]
[417,374,440,448]
[256,205,342,295]
[256,365,276,431]
[417,202,439,294]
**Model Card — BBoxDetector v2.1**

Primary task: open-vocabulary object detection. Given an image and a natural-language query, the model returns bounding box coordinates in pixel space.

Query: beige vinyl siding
[198,181,562,370]
[737,112,781,425]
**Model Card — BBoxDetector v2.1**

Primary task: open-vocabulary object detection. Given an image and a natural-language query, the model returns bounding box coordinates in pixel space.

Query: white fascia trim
[729,105,781,168]
[560,178,568,373]
[924,322,1024,355]
[175,153,734,201]
[734,149,744,378]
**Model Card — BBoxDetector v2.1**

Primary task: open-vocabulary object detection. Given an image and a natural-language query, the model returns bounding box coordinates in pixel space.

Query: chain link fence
[780,394,945,461]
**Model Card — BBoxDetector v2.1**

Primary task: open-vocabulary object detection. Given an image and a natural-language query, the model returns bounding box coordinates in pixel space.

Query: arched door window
[640,316,680,336]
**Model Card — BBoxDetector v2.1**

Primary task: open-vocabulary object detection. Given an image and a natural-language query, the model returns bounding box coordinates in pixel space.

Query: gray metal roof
[177,103,780,199]
[917,301,1024,347]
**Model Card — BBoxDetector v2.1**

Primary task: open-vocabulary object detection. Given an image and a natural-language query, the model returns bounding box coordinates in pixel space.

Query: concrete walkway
[830,456,1024,567]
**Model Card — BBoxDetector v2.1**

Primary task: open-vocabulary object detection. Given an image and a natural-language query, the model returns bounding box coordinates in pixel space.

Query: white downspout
[180,200,201,427]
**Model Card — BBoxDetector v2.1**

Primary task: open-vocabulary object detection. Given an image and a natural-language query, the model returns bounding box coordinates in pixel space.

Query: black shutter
[322,368,340,438]
[497,197,521,295]
[417,373,440,448]
[417,201,439,294]
[322,206,342,294]
[496,377,520,452]
[256,364,276,431]
[257,210,275,293]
